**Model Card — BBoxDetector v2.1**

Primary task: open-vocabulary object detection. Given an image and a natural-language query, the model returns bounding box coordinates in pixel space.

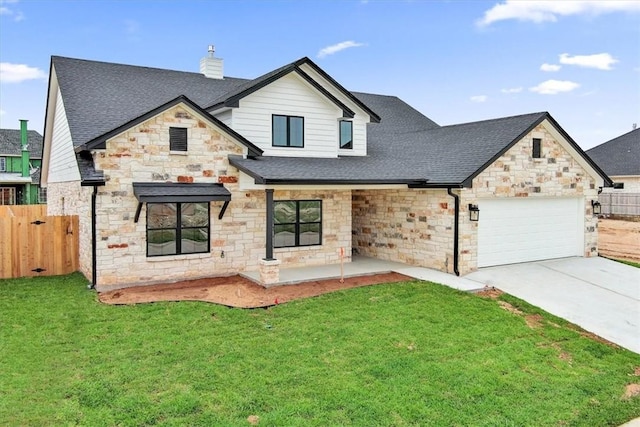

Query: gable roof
[586,128,640,176]
[206,57,380,123]
[80,95,263,158]
[0,128,43,158]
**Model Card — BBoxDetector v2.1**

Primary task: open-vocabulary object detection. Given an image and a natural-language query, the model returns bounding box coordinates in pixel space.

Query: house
[586,128,640,193]
[0,122,46,205]
[40,49,612,290]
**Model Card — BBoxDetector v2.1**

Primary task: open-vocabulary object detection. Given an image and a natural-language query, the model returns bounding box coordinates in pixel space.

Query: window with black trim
[339,120,353,149]
[273,115,304,147]
[532,138,542,158]
[0,157,6,172]
[146,202,210,256]
[274,200,322,248]
[170,127,188,151]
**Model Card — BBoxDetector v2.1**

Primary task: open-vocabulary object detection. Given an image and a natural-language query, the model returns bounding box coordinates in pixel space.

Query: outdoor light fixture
[468,204,480,221]
[591,200,602,215]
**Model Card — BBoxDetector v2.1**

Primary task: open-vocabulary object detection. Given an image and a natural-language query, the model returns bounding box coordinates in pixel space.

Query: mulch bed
[98,272,412,308]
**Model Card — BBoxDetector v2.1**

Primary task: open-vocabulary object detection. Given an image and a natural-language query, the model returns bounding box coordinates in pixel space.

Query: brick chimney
[200,45,224,79]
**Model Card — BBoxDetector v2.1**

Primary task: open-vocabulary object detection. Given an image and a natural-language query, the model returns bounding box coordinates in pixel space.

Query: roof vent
[200,45,223,79]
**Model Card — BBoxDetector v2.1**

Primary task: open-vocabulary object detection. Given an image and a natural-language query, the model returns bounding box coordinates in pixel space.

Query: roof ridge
[439,111,548,129]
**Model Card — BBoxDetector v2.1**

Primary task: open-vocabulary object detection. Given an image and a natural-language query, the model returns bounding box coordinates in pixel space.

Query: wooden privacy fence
[0,205,79,279]
[600,193,640,217]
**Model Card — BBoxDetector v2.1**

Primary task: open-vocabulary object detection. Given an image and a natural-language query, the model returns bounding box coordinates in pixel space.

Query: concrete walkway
[464,257,640,354]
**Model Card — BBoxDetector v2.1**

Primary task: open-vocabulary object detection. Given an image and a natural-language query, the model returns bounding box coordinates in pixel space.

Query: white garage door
[477,198,584,268]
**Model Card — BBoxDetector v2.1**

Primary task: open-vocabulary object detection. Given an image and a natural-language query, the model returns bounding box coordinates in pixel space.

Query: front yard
[1,274,639,426]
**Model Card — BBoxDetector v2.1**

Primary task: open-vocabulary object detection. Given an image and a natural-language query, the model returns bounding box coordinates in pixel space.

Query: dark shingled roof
[586,128,640,176]
[133,182,231,203]
[0,128,43,158]
[230,112,550,185]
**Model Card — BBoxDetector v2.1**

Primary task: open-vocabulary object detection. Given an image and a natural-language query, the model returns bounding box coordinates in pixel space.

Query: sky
[0,0,639,150]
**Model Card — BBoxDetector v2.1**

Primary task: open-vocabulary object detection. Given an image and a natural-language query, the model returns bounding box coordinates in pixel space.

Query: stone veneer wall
[352,189,456,273]
[46,180,93,280]
[90,104,351,289]
[458,124,599,273]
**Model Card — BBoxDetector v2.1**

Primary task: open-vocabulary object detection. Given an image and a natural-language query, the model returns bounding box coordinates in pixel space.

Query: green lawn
[1,274,639,426]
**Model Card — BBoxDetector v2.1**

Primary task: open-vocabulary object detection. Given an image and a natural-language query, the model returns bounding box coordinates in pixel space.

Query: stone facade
[353,123,600,276]
[55,104,352,290]
[353,189,456,273]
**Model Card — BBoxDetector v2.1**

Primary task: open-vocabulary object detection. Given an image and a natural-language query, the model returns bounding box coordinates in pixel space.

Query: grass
[614,259,640,268]
[1,274,639,426]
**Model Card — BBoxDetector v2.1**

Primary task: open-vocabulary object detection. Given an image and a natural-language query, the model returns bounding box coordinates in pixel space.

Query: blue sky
[0,0,638,149]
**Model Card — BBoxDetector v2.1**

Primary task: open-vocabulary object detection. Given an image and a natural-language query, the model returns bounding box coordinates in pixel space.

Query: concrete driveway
[464,257,640,354]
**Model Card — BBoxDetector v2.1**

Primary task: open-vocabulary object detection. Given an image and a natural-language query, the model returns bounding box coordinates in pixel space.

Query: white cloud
[559,52,618,70]
[540,63,561,72]
[500,87,523,94]
[470,95,488,103]
[477,0,640,27]
[0,62,47,83]
[530,79,580,95]
[0,0,24,21]
[317,41,366,58]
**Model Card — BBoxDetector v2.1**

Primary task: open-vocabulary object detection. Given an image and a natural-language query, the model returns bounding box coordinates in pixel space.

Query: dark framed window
[339,120,353,149]
[146,202,210,256]
[532,138,542,159]
[0,157,6,172]
[170,127,188,151]
[274,200,322,248]
[273,115,304,147]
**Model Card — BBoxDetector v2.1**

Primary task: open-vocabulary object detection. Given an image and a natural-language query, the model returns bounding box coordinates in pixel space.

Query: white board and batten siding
[230,73,365,158]
[477,198,584,268]
[47,88,81,183]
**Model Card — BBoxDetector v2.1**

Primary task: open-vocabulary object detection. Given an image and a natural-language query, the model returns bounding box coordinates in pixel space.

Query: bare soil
[598,219,640,262]
[99,272,412,308]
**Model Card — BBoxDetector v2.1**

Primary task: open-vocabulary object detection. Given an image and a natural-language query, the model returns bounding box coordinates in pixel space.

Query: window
[274,200,321,248]
[38,187,47,204]
[0,157,6,172]
[532,138,542,159]
[170,127,188,151]
[273,115,304,147]
[0,187,16,205]
[339,120,353,149]
[146,202,210,256]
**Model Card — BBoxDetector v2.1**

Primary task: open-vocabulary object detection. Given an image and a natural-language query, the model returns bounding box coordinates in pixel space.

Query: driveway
[463,257,640,354]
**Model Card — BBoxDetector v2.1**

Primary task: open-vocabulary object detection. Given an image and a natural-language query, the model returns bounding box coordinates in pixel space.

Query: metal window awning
[132,182,231,222]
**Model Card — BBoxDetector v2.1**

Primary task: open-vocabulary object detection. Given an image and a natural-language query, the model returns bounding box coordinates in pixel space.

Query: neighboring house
[586,128,640,193]
[40,50,611,290]
[0,123,45,205]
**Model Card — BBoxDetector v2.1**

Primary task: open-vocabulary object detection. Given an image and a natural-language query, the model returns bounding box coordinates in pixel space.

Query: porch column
[265,188,275,260]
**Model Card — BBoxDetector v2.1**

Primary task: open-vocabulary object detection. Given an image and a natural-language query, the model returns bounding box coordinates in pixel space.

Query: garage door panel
[477,198,583,267]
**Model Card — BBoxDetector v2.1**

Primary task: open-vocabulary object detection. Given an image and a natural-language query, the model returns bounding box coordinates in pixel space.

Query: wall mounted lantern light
[591,200,602,215]
[469,204,480,222]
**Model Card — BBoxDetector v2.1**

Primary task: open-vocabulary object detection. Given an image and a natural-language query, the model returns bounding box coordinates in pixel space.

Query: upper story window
[146,202,210,257]
[170,127,188,152]
[0,157,6,172]
[339,120,353,149]
[532,138,542,159]
[273,115,304,148]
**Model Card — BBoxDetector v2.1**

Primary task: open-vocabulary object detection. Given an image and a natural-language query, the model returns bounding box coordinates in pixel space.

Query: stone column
[259,258,281,287]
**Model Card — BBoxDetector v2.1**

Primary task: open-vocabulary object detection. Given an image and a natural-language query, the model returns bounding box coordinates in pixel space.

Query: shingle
[0,129,43,157]
[586,128,640,176]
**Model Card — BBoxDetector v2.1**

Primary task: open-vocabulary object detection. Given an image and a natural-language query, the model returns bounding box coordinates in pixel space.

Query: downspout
[90,185,98,289]
[447,187,460,276]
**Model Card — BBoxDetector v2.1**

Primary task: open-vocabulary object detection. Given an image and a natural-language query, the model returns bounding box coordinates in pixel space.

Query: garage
[477,197,584,268]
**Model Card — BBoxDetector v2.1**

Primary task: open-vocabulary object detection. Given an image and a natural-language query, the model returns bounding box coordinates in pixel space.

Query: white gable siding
[48,89,80,183]
[299,63,370,156]
[214,109,232,127]
[231,73,343,158]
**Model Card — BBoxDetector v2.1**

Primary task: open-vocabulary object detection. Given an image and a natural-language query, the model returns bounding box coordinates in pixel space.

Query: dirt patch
[525,314,544,329]
[475,286,504,299]
[633,367,640,377]
[99,272,412,308]
[623,384,640,400]
[598,219,640,262]
[498,300,524,315]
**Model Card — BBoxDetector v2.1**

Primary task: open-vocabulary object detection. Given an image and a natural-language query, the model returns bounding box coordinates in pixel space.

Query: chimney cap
[208,45,215,57]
